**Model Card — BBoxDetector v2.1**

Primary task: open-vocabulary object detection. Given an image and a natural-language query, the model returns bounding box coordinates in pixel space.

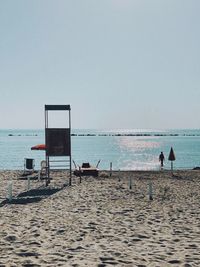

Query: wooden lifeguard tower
[45,105,72,186]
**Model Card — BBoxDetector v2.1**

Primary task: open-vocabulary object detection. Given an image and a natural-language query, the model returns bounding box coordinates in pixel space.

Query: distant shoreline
[7,133,200,137]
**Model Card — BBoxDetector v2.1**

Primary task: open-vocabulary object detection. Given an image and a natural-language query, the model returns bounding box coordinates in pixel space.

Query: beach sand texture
[0,170,200,267]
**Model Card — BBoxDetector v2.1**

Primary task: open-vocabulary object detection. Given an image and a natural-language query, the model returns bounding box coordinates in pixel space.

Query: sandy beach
[0,169,200,267]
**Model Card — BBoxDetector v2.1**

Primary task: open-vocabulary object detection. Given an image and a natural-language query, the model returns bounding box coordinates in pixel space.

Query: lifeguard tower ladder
[45,105,72,186]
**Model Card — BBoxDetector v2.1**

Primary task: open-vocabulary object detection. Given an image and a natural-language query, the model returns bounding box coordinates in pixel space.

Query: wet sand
[0,170,200,266]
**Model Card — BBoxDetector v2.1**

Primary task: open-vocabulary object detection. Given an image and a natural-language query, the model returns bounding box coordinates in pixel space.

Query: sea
[1,129,200,171]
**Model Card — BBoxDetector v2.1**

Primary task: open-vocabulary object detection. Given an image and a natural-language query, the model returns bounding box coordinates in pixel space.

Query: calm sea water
[1,129,200,171]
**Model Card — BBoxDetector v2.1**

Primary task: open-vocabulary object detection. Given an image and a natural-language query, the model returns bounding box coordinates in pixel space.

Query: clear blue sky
[0,0,200,129]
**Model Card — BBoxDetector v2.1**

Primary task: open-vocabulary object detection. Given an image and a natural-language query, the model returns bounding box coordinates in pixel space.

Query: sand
[0,169,200,266]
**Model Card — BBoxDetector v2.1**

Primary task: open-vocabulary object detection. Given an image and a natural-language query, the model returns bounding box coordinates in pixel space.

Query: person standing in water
[159,152,165,168]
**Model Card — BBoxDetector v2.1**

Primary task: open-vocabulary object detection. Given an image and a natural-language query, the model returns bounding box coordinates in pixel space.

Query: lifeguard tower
[45,105,72,186]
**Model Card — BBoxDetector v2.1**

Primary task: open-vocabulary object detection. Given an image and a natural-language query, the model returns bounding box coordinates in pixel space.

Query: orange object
[31,144,46,150]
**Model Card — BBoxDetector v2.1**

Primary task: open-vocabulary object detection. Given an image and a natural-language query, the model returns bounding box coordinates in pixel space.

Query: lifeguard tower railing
[45,105,72,186]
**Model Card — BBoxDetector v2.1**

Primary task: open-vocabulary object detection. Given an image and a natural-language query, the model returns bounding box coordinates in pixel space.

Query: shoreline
[0,169,166,173]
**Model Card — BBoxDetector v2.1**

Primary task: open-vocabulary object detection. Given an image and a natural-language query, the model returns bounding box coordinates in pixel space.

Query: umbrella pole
[171,161,173,176]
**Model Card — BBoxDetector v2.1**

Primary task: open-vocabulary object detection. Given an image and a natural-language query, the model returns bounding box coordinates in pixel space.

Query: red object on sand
[31,144,46,150]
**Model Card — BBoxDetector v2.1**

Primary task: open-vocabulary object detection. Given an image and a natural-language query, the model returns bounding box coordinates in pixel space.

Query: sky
[0,0,200,130]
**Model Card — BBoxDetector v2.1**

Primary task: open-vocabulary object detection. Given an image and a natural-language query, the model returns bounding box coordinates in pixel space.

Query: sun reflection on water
[115,137,161,170]
[116,137,160,152]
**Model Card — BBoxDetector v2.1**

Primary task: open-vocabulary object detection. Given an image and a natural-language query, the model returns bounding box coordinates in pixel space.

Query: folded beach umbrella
[31,144,46,150]
[168,147,176,161]
[168,147,176,175]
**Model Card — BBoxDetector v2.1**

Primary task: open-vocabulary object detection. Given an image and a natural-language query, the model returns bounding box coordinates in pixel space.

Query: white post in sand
[129,177,132,189]
[7,181,13,202]
[38,171,41,181]
[148,181,153,201]
[27,176,31,191]
[118,169,121,182]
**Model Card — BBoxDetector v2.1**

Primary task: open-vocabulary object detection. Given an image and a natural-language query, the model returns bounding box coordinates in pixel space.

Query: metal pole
[45,108,50,185]
[69,107,72,186]
[129,177,132,189]
[79,166,82,183]
[110,162,112,177]
[171,161,173,176]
